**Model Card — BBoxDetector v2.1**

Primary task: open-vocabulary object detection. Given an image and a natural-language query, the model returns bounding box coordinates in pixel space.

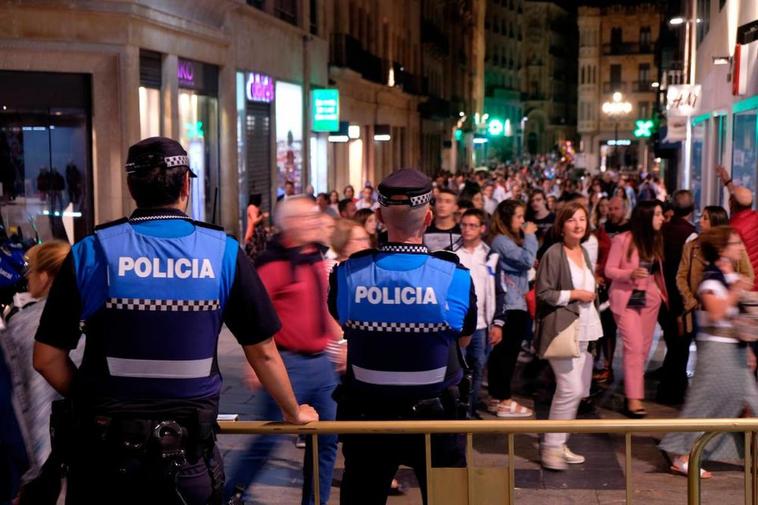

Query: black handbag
[627,289,647,309]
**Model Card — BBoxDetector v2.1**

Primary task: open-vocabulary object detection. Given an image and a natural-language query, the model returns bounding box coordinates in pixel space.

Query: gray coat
[534,242,599,359]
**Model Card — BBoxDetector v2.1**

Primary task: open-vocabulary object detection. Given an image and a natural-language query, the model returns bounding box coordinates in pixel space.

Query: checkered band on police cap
[377,168,433,208]
[125,137,195,177]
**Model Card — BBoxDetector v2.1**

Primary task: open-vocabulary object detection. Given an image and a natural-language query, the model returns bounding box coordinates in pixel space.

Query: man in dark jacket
[657,190,696,404]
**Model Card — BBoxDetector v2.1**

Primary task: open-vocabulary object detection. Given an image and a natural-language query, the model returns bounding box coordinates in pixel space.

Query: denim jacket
[491,232,538,315]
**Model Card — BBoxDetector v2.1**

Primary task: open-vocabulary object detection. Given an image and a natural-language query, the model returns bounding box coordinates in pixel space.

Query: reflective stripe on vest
[93,222,227,399]
[340,253,458,396]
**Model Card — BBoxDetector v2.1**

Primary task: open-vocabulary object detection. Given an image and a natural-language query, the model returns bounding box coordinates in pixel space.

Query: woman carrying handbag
[535,201,603,471]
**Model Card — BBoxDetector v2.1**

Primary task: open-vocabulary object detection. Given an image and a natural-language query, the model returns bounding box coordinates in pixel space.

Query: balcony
[602,43,654,55]
[330,34,384,85]
[422,20,449,54]
[632,80,656,92]
[602,81,627,93]
[418,95,455,120]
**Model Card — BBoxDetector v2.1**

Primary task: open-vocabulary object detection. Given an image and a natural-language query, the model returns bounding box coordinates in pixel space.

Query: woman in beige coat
[677,206,754,335]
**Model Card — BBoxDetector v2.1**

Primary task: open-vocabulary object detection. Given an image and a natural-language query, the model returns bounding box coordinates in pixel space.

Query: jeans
[465,328,488,415]
[223,352,338,505]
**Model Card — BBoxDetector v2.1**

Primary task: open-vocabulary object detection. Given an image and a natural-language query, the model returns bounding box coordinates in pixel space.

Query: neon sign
[246,73,275,103]
[178,60,195,86]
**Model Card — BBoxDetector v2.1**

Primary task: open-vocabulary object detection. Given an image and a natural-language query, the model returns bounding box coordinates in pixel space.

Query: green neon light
[185,121,205,139]
[634,119,654,138]
[488,119,504,136]
[691,113,710,126]
[734,95,758,114]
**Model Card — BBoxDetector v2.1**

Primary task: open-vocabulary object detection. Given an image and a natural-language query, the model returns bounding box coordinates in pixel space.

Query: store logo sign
[246,73,275,103]
[178,60,195,86]
[312,89,340,132]
[667,85,701,117]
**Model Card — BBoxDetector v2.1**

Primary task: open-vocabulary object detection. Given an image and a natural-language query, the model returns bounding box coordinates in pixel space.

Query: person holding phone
[605,200,668,417]
[486,199,538,418]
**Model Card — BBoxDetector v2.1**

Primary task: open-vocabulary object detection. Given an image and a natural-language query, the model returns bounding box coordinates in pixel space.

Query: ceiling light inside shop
[713,56,731,65]
[348,125,361,139]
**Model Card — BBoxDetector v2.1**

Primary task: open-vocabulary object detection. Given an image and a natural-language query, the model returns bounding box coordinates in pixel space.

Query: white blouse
[557,257,604,342]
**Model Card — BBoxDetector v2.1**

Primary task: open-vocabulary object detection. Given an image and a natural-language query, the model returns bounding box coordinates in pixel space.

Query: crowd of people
[238,158,758,481]
[3,144,758,504]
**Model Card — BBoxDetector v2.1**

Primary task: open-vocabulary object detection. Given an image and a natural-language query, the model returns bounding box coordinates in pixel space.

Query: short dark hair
[127,166,187,208]
[553,201,591,242]
[338,198,354,214]
[436,187,458,199]
[284,180,294,187]
[672,190,695,217]
[700,225,735,263]
[461,208,487,225]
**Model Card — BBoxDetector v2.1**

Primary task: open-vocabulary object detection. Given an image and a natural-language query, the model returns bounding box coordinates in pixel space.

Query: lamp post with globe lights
[602,91,632,170]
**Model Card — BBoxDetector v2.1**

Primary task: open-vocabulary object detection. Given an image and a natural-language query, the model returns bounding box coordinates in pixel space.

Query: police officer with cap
[329,168,477,505]
[33,137,317,504]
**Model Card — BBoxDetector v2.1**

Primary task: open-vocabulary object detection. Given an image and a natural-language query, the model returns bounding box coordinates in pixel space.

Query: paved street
[217,328,747,505]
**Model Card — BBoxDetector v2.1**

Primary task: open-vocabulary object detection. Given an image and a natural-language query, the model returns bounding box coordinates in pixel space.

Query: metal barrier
[219,418,758,505]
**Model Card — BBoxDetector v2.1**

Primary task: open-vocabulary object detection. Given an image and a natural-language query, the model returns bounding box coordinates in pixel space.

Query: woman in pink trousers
[605,200,668,417]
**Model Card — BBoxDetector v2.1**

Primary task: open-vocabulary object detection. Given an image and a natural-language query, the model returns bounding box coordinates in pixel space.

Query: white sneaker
[540,446,567,471]
[562,445,585,464]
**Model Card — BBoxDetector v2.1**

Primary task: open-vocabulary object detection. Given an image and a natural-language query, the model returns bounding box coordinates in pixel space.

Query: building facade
[681,0,758,210]
[483,0,524,163]
[522,1,578,156]
[0,0,332,241]
[576,2,662,173]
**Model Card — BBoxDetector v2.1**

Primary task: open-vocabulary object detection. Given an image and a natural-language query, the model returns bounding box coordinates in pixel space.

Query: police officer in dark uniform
[328,168,477,505]
[32,137,318,505]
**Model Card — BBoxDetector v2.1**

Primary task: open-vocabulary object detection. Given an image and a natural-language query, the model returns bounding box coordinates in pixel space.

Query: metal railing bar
[218,419,758,436]
[311,434,320,505]
[425,433,433,505]
[688,431,720,505]
[508,433,515,505]
[625,432,632,505]
[745,431,752,505]
[466,433,474,505]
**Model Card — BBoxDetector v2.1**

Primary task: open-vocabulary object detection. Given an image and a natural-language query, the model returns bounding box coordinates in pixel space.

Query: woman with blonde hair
[1,240,71,492]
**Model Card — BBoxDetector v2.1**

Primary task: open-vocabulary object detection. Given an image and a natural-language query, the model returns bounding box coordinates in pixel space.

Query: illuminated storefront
[0,70,93,243]
[177,58,219,223]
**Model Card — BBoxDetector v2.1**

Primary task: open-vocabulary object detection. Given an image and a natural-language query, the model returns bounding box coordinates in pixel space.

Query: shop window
[0,71,93,242]
[691,121,705,211]
[732,107,758,204]
[139,50,162,140]
[177,59,220,224]
[275,81,304,193]
[275,0,298,25]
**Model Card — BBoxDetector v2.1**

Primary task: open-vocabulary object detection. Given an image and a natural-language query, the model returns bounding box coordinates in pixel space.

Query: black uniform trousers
[65,440,223,505]
[337,395,465,505]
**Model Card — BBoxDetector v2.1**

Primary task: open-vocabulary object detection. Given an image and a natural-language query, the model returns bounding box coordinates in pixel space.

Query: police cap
[125,137,197,178]
[377,169,433,208]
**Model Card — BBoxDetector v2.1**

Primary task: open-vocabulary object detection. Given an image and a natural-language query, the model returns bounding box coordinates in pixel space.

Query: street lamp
[602,92,632,170]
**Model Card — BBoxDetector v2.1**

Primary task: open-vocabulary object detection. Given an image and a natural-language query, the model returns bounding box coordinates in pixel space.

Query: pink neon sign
[246,72,275,103]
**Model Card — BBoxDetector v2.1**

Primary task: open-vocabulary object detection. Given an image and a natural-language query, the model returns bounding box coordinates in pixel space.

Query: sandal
[670,458,712,479]
[496,400,534,418]
[486,398,500,414]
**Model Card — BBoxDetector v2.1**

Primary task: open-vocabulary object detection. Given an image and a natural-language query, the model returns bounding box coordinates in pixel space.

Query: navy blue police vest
[336,252,462,400]
[93,221,227,399]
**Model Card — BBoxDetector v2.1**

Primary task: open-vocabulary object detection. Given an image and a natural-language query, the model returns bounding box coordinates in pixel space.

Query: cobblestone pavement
[217,328,748,505]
